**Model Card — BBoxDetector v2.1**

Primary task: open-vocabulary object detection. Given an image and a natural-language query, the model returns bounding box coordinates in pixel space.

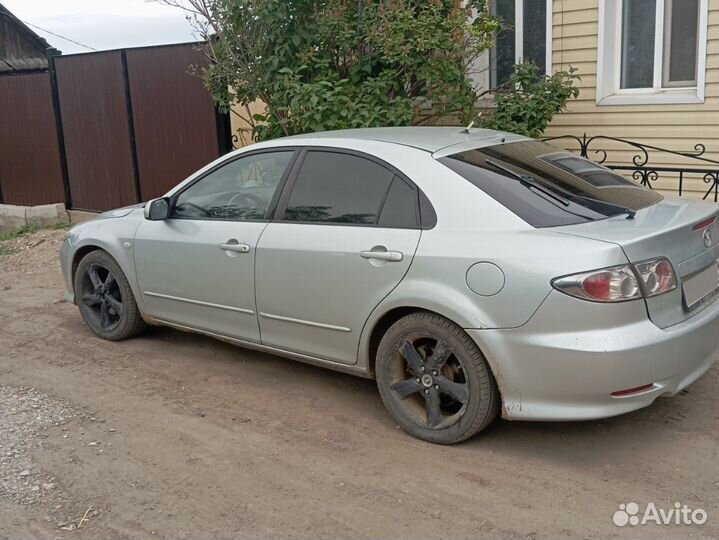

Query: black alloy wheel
[376,312,499,444]
[74,250,146,341]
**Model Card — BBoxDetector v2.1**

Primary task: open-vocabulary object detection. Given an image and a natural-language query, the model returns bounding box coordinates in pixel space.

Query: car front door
[255,149,424,365]
[134,149,297,342]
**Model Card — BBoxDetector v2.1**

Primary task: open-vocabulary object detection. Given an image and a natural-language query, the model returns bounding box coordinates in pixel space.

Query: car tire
[74,250,146,341]
[376,311,499,444]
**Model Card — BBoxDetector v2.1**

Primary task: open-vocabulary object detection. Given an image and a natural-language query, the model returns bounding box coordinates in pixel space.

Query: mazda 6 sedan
[60,127,719,444]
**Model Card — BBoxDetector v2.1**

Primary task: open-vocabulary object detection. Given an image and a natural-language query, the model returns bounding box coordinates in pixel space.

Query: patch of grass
[0,224,37,242]
[0,221,73,242]
[45,221,73,231]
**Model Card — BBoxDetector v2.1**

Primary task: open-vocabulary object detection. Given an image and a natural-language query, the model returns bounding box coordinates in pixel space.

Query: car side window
[283,151,395,225]
[378,176,419,228]
[172,151,293,221]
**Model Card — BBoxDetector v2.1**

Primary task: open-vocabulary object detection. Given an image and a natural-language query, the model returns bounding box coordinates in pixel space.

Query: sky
[4,0,199,54]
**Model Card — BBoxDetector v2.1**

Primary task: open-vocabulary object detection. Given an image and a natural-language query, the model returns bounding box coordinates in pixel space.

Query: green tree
[163,0,499,141]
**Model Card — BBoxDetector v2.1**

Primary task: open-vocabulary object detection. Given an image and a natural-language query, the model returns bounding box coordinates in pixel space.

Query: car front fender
[62,211,145,312]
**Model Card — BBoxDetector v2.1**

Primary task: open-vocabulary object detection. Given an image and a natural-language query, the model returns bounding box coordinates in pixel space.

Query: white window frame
[596,0,708,106]
[469,0,553,94]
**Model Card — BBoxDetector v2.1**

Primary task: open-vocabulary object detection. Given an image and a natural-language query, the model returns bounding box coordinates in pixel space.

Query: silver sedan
[60,127,719,444]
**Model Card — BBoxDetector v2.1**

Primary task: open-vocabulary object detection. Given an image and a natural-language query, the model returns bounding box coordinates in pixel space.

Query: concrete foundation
[0,203,87,232]
[0,205,28,231]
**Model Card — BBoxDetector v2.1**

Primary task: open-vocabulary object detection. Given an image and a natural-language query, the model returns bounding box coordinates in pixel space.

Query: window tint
[378,177,418,228]
[438,140,663,228]
[284,152,394,224]
[173,151,292,220]
[419,190,437,229]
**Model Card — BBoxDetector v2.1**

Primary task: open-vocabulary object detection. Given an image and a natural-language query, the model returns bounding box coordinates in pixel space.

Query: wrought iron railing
[543,134,719,202]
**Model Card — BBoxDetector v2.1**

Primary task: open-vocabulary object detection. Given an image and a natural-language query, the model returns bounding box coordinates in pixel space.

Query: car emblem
[703,229,713,248]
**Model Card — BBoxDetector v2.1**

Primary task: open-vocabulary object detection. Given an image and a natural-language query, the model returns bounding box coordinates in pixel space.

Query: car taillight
[634,257,677,297]
[552,257,677,303]
[552,265,641,302]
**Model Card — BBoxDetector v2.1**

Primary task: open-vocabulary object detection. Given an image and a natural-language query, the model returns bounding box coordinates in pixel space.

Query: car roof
[281,126,528,154]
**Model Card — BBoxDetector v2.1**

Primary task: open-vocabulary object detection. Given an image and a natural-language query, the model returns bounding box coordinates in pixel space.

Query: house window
[661,0,700,87]
[490,0,553,88]
[597,0,708,105]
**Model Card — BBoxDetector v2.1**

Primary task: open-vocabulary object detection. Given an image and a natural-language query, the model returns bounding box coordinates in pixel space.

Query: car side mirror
[144,197,170,221]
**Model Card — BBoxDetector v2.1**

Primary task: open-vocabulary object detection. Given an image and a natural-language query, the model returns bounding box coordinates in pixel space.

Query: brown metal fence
[0,42,230,212]
[127,45,221,201]
[54,51,138,211]
[0,71,65,205]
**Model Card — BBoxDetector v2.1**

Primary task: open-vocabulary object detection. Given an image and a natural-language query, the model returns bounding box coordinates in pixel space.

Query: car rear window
[438,140,663,228]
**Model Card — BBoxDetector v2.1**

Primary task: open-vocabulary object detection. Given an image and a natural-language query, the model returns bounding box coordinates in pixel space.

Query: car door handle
[219,241,250,253]
[360,249,403,262]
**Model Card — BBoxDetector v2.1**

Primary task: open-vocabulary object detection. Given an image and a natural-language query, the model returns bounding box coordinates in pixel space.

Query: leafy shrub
[480,62,580,137]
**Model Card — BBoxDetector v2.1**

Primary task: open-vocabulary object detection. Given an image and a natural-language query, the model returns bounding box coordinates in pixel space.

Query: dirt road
[0,228,717,539]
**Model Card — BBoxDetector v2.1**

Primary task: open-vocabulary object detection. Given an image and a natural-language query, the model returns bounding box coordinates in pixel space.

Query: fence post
[48,53,72,209]
[121,50,142,203]
[215,107,233,155]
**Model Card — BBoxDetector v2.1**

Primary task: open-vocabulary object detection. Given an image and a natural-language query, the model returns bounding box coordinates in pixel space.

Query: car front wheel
[376,312,499,444]
[74,250,146,341]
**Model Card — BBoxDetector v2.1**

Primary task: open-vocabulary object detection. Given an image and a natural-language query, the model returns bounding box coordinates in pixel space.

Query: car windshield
[438,140,663,228]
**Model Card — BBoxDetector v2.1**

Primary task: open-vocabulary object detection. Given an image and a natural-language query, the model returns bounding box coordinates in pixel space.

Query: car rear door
[134,149,297,342]
[255,149,424,365]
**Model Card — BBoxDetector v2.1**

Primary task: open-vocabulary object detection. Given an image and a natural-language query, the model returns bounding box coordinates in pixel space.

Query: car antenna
[461,112,482,134]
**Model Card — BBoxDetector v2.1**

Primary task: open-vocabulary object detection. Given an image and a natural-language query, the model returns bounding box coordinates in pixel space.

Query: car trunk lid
[557,198,719,328]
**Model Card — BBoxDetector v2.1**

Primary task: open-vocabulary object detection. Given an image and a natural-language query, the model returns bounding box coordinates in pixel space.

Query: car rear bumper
[469,291,719,421]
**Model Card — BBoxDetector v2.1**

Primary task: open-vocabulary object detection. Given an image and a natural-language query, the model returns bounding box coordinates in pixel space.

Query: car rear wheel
[376,312,499,444]
[74,250,146,341]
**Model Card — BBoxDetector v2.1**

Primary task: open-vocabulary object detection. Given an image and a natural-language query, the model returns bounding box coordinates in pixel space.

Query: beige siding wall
[546,0,719,199]
[230,99,266,149]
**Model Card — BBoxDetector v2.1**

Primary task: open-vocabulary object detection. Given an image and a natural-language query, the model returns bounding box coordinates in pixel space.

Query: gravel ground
[0,385,75,506]
[0,227,717,539]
